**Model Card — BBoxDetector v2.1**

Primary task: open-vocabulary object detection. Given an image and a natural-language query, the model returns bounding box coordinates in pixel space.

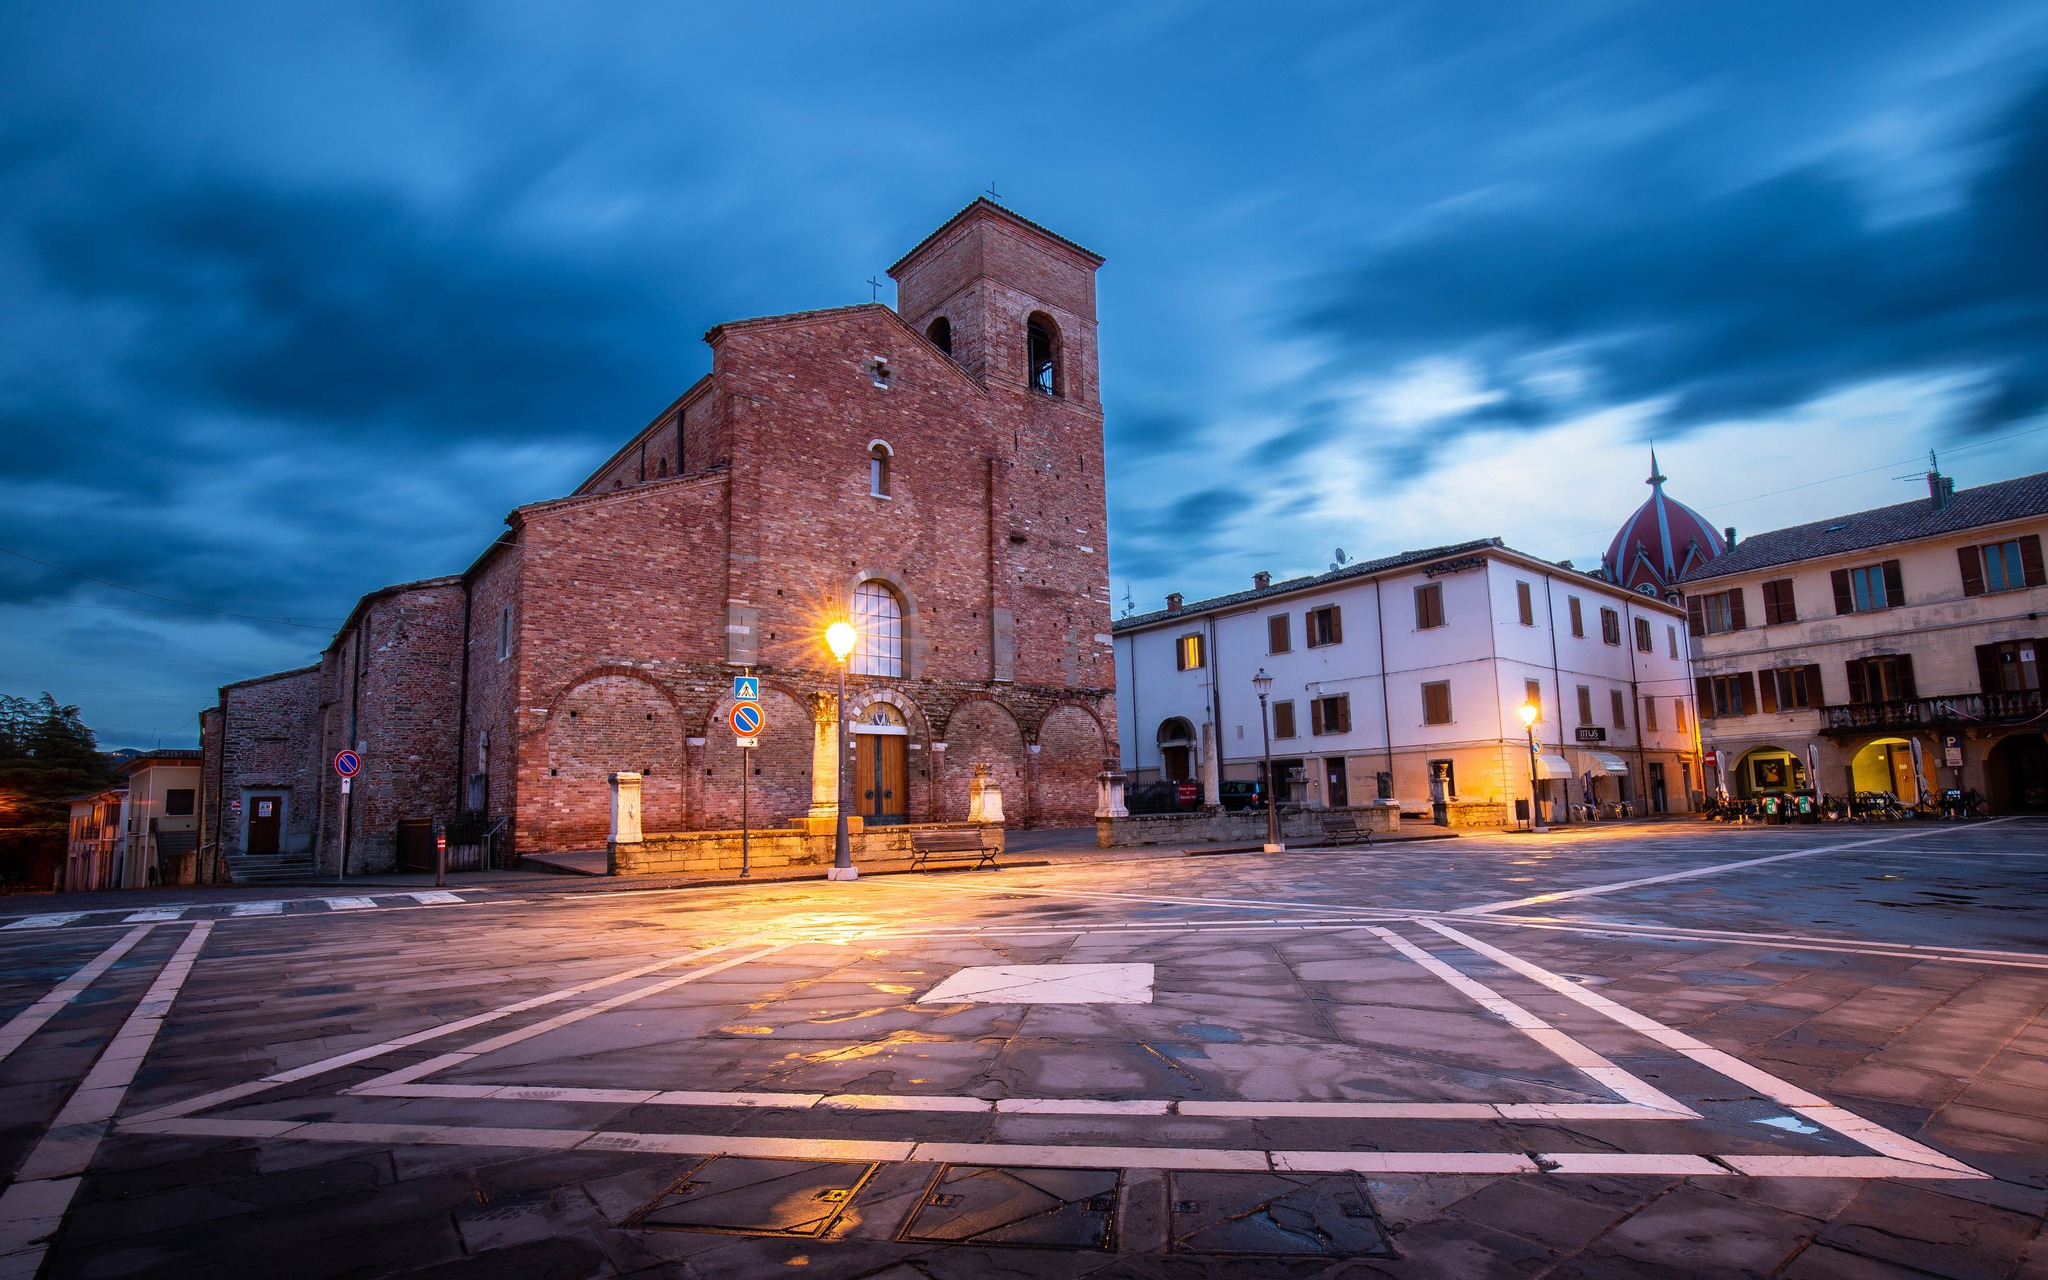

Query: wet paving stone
[631,1156,875,1237]
[1168,1171,1395,1257]
[898,1164,1119,1250]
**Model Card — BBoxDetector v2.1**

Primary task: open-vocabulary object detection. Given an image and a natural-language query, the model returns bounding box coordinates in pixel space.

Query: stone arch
[941,698,1027,825]
[540,671,684,851]
[1036,704,1107,826]
[848,688,935,821]
[699,684,815,830]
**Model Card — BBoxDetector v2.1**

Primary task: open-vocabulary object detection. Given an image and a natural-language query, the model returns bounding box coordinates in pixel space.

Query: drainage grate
[898,1165,1120,1251]
[632,1157,876,1237]
[1169,1171,1393,1257]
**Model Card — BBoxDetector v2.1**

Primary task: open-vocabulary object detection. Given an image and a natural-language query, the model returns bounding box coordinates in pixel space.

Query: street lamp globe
[1519,701,1539,727]
[1252,668,1273,697]
[825,621,858,661]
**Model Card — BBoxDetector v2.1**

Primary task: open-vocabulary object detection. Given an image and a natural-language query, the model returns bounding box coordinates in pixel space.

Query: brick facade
[207,200,1118,869]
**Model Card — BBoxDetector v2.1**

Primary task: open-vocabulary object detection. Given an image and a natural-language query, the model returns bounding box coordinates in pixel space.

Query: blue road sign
[334,750,361,778]
[730,702,763,736]
[733,675,759,701]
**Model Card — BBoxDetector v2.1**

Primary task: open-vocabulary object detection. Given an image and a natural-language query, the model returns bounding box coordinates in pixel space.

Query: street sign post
[730,702,762,736]
[733,675,760,702]
[728,699,765,878]
[334,750,361,883]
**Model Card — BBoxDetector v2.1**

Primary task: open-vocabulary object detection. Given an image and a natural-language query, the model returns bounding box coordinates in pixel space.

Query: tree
[0,694,121,887]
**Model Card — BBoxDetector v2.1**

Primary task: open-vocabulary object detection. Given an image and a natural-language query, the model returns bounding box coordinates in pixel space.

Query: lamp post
[825,621,859,880]
[1519,701,1548,834]
[1253,668,1282,852]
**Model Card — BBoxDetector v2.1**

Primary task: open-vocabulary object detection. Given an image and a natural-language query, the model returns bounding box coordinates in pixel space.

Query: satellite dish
[1334,548,1348,563]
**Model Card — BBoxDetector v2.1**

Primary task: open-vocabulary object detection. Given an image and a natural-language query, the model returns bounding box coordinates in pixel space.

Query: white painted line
[1181,1101,1496,1120]
[0,923,210,1274]
[320,897,376,911]
[1419,919,1986,1179]
[408,892,463,905]
[1370,926,1696,1117]
[229,901,284,917]
[1716,1154,1982,1179]
[2,915,83,931]
[1540,1152,1722,1175]
[822,1093,991,1113]
[0,927,154,1064]
[650,1089,826,1108]
[909,1142,1269,1171]
[1481,918,2048,971]
[1274,1151,1540,1174]
[124,937,760,1123]
[1456,824,1994,914]
[929,880,1406,920]
[997,1098,1171,1116]
[121,909,185,923]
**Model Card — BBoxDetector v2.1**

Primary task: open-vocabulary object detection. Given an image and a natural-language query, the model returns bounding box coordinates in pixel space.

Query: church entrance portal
[853,703,909,825]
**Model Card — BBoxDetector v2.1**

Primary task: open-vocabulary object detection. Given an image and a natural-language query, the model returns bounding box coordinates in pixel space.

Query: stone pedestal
[606,771,643,877]
[968,763,1005,825]
[1095,765,1129,848]
[808,691,839,820]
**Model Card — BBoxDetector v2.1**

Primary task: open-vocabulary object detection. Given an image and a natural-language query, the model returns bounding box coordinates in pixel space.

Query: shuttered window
[1310,694,1351,735]
[1832,561,1902,613]
[1977,641,2041,694]
[1516,581,1534,625]
[1761,578,1797,624]
[1421,681,1452,725]
[1267,613,1291,653]
[1175,633,1205,670]
[1576,685,1593,725]
[1694,589,1745,634]
[1600,607,1621,645]
[1698,673,1757,718]
[1643,697,1658,731]
[1634,616,1653,652]
[1610,688,1628,729]
[1271,700,1297,738]
[1568,596,1584,637]
[1962,536,2046,596]
[1845,654,1916,703]
[1414,584,1444,630]
[1759,665,1824,711]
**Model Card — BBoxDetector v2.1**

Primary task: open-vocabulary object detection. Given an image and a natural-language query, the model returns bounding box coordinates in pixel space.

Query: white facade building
[1114,538,1701,826]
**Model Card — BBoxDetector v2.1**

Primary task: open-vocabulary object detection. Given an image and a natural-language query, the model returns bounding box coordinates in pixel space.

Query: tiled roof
[1113,538,1507,632]
[1679,470,2048,584]
[887,198,1104,275]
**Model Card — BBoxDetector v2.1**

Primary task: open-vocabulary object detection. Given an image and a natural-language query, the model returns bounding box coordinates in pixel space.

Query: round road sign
[334,750,361,778]
[730,702,763,736]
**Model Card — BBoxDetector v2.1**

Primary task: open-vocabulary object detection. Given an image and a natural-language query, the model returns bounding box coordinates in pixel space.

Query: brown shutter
[1758,670,1778,714]
[1846,660,1867,705]
[1727,587,1746,631]
[1695,676,1716,719]
[1761,580,1779,624]
[1895,652,1917,701]
[1958,545,1986,597]
[2022,534,2047,588]
[1336,696,1351,732]
[1738,671,1758,715]
[1805,664,1825,708]
[1273,702,1295,738]
[1268,614,1288,653]
[1309,699,1324,735]
[1832,568,1853,615]
[1687,595,1705,636]
[1978,643,2003,694]
[1882,560,1904,608]
[1328,606,1343,644]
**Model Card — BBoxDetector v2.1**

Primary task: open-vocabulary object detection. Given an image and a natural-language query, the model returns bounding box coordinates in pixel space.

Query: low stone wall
[610,822,1003,877]
[1443,800,1510,828]
[1099,802,1400,848]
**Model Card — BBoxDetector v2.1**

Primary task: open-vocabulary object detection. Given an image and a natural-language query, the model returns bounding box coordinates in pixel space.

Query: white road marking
[122,909,185,923]
[1,915,82,931]
[1458,820,2024,915]
[229,901,284,916]
[125,937,768,1124]
[320,897,376,911]
[1369,926,1695,1116]
[0,923,211,1275]
[407,891,463,905]
[1419,919,1982,1177]
[1483,917,2048,970]
[0,927,155,1064]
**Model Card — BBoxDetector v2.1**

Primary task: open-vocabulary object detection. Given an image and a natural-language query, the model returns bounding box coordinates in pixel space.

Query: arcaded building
[203,200,1117,872]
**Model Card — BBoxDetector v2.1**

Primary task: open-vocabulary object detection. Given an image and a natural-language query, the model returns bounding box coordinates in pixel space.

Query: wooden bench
[1318,812,1375,848]
[908,829,999,871]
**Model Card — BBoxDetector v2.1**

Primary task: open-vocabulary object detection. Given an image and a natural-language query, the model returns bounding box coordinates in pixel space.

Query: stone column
[929,741,947,822]
[1094,762,1128,849]
[807,691,839,821]
[1024,742,1042,826]
[684,737,707,828]
[1198,721,1222,810]
[606,771,643,876]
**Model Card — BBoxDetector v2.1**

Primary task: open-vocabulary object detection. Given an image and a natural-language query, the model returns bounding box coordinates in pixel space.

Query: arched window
[1026,313,1060,396]
[926,316,952,356]
[851,581,904,678]
[869,441,892,497]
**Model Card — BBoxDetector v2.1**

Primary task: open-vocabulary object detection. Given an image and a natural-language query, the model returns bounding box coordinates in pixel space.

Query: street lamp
[825,620,859,880]
[1253,668,1283,853]
[1519,701,1548,834]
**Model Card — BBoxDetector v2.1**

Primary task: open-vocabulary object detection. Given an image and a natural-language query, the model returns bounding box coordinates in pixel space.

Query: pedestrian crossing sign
[733,675,759,701]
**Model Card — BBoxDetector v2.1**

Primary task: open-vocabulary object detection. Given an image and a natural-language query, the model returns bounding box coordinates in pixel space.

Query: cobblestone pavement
[1,819,2044,1278]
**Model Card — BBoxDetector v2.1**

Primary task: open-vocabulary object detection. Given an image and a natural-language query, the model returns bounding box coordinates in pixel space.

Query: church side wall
[213,666,324,860]
[462,543,522,848]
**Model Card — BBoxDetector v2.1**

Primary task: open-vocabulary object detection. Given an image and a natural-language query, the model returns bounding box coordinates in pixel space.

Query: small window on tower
[869,441,892,497]
[926,316,953,356]
[1026,313,1061,396]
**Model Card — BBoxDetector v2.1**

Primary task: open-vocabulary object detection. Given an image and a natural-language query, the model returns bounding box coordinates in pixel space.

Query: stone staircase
[225,853,321,885]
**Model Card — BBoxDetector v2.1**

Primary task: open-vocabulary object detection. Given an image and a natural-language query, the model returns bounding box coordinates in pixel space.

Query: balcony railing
[1821,689,2045,735]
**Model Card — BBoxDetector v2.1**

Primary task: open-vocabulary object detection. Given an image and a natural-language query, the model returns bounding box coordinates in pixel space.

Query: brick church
[201,200,1118,871]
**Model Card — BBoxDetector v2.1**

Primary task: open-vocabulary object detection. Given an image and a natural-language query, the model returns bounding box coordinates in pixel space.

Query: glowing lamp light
[1518,701,1539,727]
[825,621,858,661]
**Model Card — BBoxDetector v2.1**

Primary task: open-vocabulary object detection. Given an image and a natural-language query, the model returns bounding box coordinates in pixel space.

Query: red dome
[1603,452,1725,592]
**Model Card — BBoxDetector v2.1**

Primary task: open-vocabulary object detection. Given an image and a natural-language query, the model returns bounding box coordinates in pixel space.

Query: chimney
[1253,571,1271,590]
[1724,526,1737,549]
[1165,592,1183,614]
[1929,470,1954,511]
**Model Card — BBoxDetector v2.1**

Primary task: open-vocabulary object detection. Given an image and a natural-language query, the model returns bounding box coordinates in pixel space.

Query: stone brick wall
[616,821,1002,878]
[211,665,323,858]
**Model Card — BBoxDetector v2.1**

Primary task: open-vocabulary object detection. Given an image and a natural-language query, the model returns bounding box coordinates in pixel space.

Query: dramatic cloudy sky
[6,2,2048,748]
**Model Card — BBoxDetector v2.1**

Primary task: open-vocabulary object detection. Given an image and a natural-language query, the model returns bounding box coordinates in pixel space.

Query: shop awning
[1534,753,1572,779]
[1587,750,1629,775]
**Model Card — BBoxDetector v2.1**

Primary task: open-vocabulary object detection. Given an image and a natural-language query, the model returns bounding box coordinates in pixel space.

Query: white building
[1114,538,1701,825]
